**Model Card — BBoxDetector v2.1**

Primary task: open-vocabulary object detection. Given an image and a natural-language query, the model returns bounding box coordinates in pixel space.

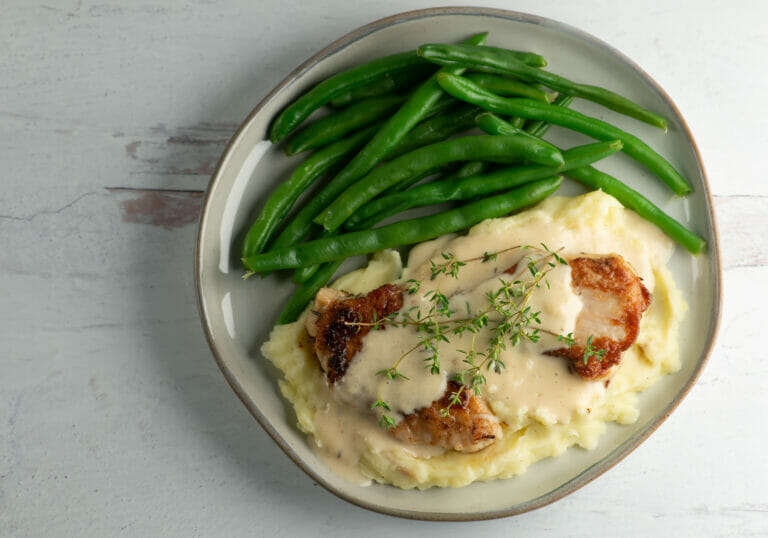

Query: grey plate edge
[193,6,723,522]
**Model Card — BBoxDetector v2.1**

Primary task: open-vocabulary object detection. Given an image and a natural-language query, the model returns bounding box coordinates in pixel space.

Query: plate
[195,7,721,520]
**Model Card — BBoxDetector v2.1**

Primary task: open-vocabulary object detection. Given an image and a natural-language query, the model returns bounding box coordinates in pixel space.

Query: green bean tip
[689,240,706,255]
[268,126,282,144]
[416,44,439,59]
[473,111,492,121]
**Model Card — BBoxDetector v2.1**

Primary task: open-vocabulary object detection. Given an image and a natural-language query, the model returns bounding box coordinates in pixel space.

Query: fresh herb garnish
[582,335,608,365]
[351,244,605,428]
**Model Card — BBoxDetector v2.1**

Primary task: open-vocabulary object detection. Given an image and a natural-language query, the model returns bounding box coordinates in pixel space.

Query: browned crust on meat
[503,262,518,275]
[391,381,502,453]
[552,335,627,379]
[310,284,403,384]
[549,256,651,379]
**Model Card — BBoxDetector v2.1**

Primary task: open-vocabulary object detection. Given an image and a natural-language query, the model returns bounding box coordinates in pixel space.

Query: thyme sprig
[583,335,608,365]
[363,244,569,427]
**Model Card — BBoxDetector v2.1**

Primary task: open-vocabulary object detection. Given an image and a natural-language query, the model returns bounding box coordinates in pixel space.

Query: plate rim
[194,6,723,521]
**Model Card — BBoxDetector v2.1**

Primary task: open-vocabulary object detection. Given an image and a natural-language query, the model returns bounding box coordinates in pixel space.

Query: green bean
[345,140,621,230]
[269,51,433,143]
[435,73,692,195]
[386,104,480,159]
[329,67,430,107]
[485,49,548,68]
[565,166,706,254]
[467,73,556,103]
[419,44,668,130]
[316,134,565,231]
[241,122,381,259]
[288,227,333,283]
[242,177,563,272]
[277,259,344,324]
[523,94,574,136]
[346,160,490,230]
[285,95,404,155]
[301,33,488,232]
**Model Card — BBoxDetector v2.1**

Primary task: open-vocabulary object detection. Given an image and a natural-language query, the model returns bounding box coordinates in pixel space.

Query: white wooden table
[2,1,765,536]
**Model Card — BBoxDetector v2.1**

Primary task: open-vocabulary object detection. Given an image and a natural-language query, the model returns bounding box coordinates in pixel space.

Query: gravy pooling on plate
[262,191,686,489]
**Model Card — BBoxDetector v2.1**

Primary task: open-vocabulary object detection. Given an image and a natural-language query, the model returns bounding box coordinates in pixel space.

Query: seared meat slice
[549,255,651,379]
[306,284,403,384]
[307,286,501,452]
[392,381,502,452]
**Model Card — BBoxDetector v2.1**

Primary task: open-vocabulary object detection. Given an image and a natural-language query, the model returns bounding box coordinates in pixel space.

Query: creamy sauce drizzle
[337,248,600,425]
[306,193,675,485]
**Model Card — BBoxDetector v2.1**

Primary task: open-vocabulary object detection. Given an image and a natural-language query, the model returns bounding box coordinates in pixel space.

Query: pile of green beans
[315,134,564,231]
[243,34,705,324]
[434,72,692,195]
[243,178,563,273]
[418,43,668,129]
[344,140,623,230]
[263,33,489,262]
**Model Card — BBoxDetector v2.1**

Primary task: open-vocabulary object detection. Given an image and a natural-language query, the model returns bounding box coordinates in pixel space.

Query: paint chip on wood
[109,188,203,230]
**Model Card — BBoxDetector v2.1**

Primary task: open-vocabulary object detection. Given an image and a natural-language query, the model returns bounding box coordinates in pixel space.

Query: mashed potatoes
[262,191,686,489]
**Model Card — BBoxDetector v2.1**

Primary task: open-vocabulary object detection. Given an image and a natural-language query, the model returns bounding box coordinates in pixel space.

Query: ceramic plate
[195,7,721,520]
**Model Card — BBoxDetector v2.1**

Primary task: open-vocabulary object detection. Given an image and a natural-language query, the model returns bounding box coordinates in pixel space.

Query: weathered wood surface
[1,1,766,536]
